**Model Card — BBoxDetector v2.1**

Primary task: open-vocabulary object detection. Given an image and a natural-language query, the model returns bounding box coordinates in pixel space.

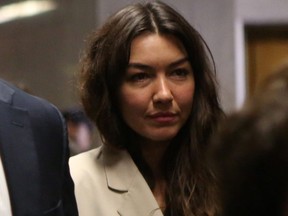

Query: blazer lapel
[102,146,163,216]
[0,101,41,216]
[116,174,163,216]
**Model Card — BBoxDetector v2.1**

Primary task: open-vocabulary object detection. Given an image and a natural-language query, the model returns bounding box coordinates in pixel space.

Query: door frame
[234,0,288,108]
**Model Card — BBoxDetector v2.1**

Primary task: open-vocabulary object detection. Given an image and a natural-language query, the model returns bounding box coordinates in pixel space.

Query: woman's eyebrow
[127,57,189,70]
[126,63,152,70]
[168,57,189,69]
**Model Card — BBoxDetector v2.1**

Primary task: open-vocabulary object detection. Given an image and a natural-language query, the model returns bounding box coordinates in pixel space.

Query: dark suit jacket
[0,79,78,216]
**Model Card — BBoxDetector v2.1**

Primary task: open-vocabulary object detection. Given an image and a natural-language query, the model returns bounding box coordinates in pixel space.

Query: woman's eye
[171,69,189,78]
[129,73,150,82]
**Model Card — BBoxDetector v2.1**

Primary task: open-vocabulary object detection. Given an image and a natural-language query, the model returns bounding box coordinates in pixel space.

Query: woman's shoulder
[70,145,102,164]
[69,146,103,177]
[69,146,108,192]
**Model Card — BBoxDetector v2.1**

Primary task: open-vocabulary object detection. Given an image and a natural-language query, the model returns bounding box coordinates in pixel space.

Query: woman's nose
[152,77,173,103]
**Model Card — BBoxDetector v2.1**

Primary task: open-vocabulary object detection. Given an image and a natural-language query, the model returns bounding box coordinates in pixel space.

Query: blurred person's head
[210,64,288,216]
[62,107,93,155]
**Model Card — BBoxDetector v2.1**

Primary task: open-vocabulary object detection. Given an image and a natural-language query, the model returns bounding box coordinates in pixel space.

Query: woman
[70,1,223,215]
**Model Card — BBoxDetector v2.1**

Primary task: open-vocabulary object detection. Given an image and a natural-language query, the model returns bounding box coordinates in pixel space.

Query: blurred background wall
[0,0,96,109]
[0,0,287,113]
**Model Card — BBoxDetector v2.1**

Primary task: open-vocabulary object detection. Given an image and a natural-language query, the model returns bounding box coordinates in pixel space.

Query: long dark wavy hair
[80,1,224,215]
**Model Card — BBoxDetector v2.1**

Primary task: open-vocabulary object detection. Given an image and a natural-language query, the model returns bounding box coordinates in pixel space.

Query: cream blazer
[69,145,163,216]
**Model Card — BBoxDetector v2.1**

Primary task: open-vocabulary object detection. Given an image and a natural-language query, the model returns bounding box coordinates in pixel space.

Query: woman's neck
[139,139,170,211]
[139,140,169,177]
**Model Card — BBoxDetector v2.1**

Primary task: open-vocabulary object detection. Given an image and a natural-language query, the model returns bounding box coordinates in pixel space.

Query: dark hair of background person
[62,107,94,155]
[79,1,224,215]
[62,107,93,132]
[209,63,288,216]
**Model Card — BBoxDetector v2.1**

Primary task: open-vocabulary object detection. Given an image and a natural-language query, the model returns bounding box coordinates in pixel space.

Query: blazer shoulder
[0,79,60,118]
[69,147,103,176]
[0,79,15,103]
[70,145,163,216]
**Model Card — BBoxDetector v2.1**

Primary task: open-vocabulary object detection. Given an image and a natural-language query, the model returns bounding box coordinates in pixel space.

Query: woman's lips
[147,112,177,124]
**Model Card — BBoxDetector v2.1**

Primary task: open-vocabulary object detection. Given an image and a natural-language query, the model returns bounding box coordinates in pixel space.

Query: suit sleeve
[55,107,79,216]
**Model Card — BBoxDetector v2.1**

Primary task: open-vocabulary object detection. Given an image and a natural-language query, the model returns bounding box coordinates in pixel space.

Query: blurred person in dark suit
[0,79,78,216]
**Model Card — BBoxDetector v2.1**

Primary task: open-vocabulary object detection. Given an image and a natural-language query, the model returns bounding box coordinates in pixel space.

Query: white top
[0,155,12,216]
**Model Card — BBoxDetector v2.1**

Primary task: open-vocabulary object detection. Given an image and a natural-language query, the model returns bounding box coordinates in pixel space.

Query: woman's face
[119,33,195,143]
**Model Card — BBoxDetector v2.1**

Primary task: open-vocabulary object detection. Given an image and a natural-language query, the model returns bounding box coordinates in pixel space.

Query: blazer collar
[102,146,163,216]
